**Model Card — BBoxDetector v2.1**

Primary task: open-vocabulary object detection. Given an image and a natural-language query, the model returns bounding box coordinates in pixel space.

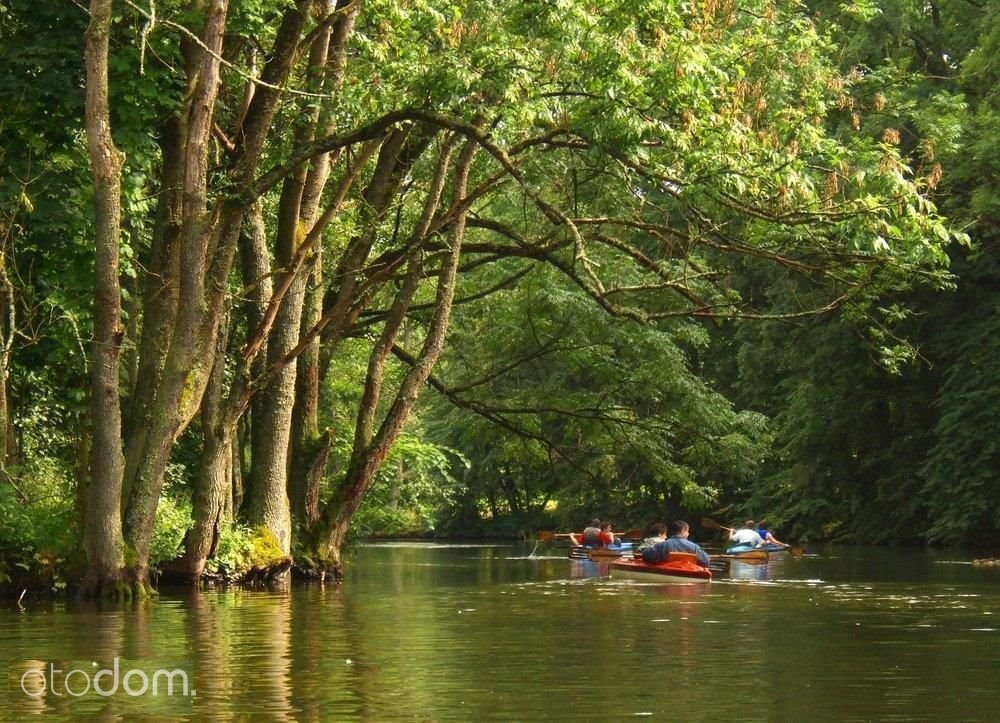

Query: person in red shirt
[571,519,614,546]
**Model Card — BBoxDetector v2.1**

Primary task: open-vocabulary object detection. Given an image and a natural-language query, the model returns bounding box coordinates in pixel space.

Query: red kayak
[609,552,712,584]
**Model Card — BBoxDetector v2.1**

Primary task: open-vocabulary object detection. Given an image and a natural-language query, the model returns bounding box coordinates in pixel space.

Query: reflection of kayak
[569,543,633,560]
[608,552,712,584]
[724,543,787,560]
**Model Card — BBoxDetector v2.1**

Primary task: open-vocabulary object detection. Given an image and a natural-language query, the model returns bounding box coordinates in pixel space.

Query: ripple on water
[4,545,1000,720]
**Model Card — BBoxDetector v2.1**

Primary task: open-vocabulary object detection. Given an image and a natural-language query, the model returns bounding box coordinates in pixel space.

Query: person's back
[581,519,602,546]
[642,537,690,563]
[730,520,764,547]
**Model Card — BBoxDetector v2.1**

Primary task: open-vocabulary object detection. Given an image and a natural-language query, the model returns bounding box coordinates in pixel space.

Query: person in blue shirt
[641,520,711,568]
[757,520,786,547]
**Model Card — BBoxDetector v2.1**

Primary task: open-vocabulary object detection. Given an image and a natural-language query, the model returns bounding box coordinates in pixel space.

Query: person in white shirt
[729,520,764,547]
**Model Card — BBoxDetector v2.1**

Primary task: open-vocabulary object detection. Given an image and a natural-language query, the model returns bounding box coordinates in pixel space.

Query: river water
[2,543,998,720]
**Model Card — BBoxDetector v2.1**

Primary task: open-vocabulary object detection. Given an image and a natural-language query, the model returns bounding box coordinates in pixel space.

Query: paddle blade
[708,558,730,573]
[702,517,733,531]
[620,528,642,541]
[537,531,557,541]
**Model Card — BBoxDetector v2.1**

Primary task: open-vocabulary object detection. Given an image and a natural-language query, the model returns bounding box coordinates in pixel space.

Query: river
[2,543,997,720]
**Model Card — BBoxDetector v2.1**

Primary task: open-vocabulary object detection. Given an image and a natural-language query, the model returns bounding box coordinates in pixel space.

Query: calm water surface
[2,543,998,720]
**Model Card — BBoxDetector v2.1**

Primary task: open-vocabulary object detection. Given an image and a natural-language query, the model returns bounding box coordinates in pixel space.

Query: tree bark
[289,0,358,525]
[181,317,234,579]
[289,264,327,524]
[240,200,274,533]
[120,0,232,587]
[119,0,312,584]
[81,0,126,594]
[0,262,14,472]
[242,0,341,557]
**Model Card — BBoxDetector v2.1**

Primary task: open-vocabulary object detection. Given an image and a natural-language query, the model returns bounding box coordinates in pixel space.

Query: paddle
[708,557,730,572]
[701,517,734,533]
[536,531,574,542]
[537,528,642,543]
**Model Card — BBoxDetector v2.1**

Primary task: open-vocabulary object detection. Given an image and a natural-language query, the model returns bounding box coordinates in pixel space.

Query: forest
[0,0,995,597]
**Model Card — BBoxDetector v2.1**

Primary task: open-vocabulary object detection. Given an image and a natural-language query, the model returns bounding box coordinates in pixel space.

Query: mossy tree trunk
[81,0,127,595]
[119,0,231,589]
[182,320,234,579]
[242,1,339,560]
[117,0,312,587]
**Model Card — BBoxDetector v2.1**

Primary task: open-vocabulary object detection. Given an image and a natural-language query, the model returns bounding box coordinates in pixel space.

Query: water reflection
[1,544,998,720]
[186,592,230,719]
[567,559,608,578]
[724,552,789,582]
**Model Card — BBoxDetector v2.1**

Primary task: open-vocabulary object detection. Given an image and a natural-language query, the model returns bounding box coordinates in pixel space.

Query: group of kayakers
[570,517,786,569]
[730,519,785,547]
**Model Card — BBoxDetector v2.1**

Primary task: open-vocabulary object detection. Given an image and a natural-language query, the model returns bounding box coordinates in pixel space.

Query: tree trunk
[120,114,183,513]
[289,264,327,524]
[119,0,233,587]
[242,1,340,558]
[81,0,127,595]
[322,140,477,566]
[241,207,310,558]
[238,196,295,560]
[234,417,248,513]
[240,199,274,522]
[244,303,300,559]
[181,319,234,579]
[289,0,357,525]
[0,263,13,472]
[120,0,311,585]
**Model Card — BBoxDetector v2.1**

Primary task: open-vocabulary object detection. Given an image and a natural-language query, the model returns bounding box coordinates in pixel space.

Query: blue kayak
[725,542,788,555]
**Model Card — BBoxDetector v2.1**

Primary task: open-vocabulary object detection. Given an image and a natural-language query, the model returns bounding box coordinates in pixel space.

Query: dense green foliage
[709,0,998,546]
[425,265,770,535]
[0,0,993,593]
